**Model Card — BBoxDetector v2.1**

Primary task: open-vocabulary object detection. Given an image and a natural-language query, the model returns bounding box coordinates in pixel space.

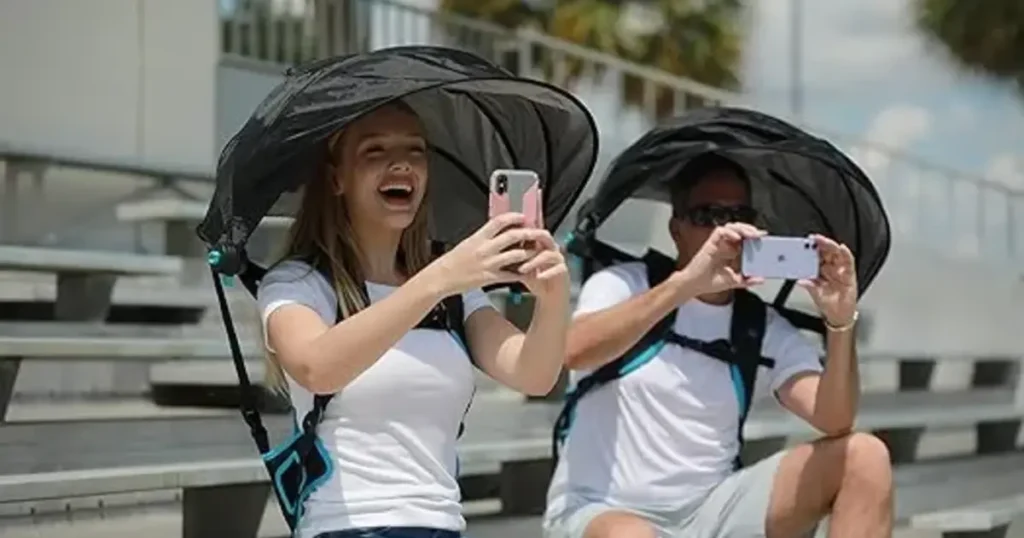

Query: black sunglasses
[680,204,759,227]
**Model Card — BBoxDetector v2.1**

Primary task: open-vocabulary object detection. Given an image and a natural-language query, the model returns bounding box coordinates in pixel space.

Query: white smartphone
[741,236,820,281]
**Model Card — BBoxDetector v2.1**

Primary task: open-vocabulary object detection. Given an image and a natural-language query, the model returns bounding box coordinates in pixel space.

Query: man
[543,154,893,538]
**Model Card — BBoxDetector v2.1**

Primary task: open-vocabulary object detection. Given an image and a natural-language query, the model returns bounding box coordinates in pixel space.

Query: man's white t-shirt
[257,260,494,538]
[544,262,823,520]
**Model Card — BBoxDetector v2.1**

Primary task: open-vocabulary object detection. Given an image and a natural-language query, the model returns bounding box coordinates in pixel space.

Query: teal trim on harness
[618,341,667,376]
[261,426,334,521]
[448,329,469,355]
[558,340,665,443]
[559,341,748,445]
[728,364,746,418]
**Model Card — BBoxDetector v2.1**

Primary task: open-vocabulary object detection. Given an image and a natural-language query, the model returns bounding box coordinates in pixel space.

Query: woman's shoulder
[258,259,333,300]
[263,258,316,281]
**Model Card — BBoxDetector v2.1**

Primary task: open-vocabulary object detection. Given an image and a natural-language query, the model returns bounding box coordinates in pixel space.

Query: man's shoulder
[589,261,649,286]
[573,261,651,315]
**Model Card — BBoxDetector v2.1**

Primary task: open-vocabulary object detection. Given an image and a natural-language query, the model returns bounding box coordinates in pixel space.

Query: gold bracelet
[825,311,859,332]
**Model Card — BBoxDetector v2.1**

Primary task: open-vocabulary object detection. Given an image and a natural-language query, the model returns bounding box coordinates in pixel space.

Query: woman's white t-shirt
[257,260,494,537]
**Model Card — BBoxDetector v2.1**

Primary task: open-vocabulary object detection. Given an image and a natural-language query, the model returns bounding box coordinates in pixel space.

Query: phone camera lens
[496,174,508,193]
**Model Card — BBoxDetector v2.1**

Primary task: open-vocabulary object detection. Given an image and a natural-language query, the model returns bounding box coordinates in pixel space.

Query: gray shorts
[544,452,786,538]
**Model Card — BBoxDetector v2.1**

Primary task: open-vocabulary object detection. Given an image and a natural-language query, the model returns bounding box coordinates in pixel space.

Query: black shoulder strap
[730,289,768,427]
[440,293,471,362]
[577,251,679,386]
[727,289,767,470]
[552,253,680,458]
[307,261,476,432]
[212,265,270,454]
[305,260,371,431]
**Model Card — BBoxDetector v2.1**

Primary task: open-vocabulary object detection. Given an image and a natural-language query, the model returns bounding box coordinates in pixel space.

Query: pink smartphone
[488,169,543,229]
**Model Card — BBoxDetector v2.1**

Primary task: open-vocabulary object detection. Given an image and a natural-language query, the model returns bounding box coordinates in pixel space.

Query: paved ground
[0,504,948,538]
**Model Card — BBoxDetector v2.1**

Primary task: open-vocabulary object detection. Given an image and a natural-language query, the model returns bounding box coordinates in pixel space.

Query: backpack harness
[211,255,475,531]
[551,250,776,471]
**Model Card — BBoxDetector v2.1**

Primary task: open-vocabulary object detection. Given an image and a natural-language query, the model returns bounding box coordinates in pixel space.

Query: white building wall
[0,0,219,173]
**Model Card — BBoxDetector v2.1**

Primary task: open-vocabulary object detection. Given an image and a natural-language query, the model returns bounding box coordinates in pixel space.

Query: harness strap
[212,265,270,454]
[552,251,771,468]
[306,260,472,437]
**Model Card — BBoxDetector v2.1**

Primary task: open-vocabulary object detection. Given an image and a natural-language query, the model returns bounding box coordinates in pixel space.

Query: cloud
[849,105,932,180]
[743,0,935,96]
[843,105,934,239]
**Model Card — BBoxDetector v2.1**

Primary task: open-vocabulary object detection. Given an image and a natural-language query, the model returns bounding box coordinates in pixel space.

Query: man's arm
[565,270,697,371]
[777,324,859,436]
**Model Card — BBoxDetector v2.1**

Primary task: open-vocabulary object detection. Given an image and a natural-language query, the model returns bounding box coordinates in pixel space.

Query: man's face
[669,170,756,264]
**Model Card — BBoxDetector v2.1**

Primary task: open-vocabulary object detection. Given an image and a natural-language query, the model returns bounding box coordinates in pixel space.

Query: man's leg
[676,431,892,538]
[582,510,659,538]
[545,502,668,538]
[766,432,893,538]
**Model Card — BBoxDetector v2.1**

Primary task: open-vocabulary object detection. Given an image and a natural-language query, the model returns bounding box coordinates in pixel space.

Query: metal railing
[218,0,1024,268]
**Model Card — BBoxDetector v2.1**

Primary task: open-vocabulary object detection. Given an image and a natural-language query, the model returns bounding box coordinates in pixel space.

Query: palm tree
[913,0,1024,96]
[438,0,745,118]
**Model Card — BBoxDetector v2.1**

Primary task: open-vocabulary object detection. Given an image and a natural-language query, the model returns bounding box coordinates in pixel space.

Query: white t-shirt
[544,262,822,519]
[257,260,494,537]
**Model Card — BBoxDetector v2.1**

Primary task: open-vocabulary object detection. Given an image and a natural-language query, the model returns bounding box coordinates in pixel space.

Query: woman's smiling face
[333,104,429,232]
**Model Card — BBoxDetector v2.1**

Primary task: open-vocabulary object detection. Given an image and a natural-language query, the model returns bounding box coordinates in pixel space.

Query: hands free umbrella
[194,45,599,533]
[552,106,891,463]
[198,45,599,282]
[569,106,891,328]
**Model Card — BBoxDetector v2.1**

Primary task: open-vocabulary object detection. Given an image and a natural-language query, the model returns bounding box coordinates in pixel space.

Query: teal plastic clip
[207,249,234,287]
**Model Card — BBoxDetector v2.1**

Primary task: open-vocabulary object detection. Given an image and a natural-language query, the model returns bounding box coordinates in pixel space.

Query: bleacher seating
[2,0,1023,531]
[1,221,1022,535]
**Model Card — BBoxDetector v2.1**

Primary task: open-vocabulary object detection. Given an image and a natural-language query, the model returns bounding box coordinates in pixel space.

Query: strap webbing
[211,266,270,454]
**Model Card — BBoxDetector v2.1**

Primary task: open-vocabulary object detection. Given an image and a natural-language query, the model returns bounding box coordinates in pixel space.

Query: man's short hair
[670,153,750,217]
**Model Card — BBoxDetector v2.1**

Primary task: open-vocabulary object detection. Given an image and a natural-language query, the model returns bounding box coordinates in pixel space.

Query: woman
[257,101,572,538]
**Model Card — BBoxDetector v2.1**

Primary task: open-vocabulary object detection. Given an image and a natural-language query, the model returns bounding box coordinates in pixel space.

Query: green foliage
[439,0,745,117]
[913,0,1024,94]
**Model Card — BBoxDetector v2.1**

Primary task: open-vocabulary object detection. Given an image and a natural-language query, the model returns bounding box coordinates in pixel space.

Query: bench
[115,198,292,280]
[0,245,183,322]
[910,494,1024,538]
[3,442,1023,537]
[0,278,211,325]
[0,399,561,534]
[0,333,261,421]
[1,388,1020,510]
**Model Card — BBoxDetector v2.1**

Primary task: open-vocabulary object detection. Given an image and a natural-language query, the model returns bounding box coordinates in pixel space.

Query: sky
[740,0,1024,261]
[743,0,1024,185]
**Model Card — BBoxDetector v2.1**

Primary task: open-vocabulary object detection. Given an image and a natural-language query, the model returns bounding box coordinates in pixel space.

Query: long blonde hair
[264,105,432,394]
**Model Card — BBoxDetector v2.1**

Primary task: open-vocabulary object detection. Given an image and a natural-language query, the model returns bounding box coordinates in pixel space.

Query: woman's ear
[327,164,344,196]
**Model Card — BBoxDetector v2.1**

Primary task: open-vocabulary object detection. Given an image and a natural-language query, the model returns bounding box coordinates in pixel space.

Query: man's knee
[583,510,658,538]
[838,432,893,493]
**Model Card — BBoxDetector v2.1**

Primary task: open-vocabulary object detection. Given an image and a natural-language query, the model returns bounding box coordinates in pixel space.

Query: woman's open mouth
[378,183,415,207]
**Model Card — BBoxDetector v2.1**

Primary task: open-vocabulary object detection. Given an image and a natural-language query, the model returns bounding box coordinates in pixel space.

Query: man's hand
[799,234,858,326]
[677,222,766,295]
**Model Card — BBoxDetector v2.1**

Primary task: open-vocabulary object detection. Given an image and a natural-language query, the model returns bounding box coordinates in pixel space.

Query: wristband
[825,311,858,332]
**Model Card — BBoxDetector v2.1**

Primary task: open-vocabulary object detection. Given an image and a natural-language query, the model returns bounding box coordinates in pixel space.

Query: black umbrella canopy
[579,106,891,295]
[197,46,599,271]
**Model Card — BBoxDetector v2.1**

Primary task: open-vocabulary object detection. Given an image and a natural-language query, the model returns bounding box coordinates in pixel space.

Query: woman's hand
[516,229,570,303]
[422,212,551,296]
[799,234,858,327]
